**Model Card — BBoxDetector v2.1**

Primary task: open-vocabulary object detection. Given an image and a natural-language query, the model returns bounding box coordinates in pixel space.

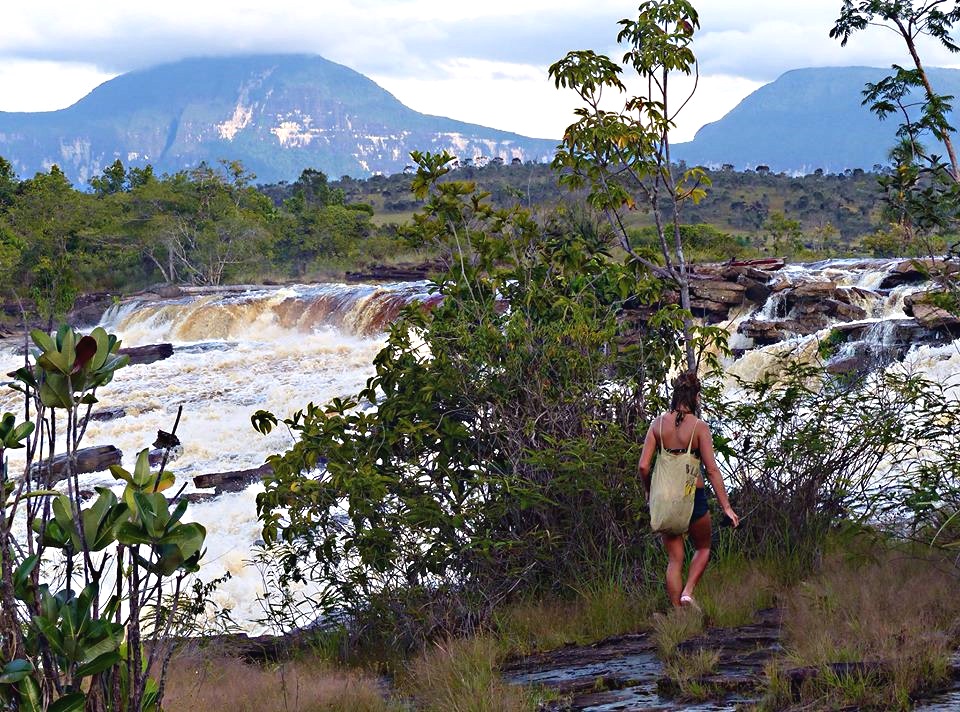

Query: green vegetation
[0,326,214,711]
[0,157,416,323]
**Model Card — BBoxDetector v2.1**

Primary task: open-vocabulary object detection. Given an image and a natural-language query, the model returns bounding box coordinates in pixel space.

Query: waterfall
[1,263,957,634]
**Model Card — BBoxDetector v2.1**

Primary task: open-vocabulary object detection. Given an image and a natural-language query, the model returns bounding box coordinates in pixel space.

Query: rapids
[0,262,957,633]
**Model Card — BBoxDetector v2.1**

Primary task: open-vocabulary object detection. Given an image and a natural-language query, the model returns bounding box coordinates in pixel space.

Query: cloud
[0,58,115,112]
[2,0,959,139]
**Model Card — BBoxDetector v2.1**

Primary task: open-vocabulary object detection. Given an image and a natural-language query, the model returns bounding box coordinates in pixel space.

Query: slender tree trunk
[901,25,960,180]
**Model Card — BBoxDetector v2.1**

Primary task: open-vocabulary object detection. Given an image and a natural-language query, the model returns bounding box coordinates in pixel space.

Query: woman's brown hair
[670,370,701,426]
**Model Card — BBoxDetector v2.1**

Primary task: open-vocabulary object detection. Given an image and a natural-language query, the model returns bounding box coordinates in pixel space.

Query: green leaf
[48,692,86,712]
[15,675,42,712]
[75,650,120,679]
[29,329,55,353]
[0,659,33,684]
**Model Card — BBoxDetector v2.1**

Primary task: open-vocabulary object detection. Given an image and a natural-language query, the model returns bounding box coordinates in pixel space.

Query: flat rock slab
[507,609,782,711]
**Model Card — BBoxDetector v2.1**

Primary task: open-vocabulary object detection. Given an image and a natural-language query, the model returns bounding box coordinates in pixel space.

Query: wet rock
[789,280,839,300]
[738,320,803,344]
[736,274,773,303]
[88,406,126,423]
[909,303,960,331]
[826,354,871,377]
[824,299,867,322]
[68,292,115,327]
[193,463,274,493]
[118,343,174,366]
[689,279,747,305]
[149,445,183,467]
[876,258,956,289]
[27,445,122,484]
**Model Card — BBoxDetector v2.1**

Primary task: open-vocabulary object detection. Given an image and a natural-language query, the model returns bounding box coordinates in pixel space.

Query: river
[0,260,957,633]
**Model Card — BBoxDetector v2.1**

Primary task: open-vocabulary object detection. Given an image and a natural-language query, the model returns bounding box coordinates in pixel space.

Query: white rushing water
[1,263,958,633]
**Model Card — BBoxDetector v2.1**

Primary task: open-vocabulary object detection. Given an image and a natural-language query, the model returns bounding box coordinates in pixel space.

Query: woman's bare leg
[682,513,712,599]
[661,533,686,608]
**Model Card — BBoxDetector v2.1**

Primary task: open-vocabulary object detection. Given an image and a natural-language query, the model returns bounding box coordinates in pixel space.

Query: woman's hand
[723,505,740,528]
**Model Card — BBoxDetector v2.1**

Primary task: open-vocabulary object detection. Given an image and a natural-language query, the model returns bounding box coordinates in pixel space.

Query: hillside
[672,66,960,173]
[0,54,558,185]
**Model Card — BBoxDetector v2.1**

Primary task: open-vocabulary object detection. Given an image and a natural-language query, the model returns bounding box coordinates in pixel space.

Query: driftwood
[29,445,122,484]
[118,343,174,366]
[193,463,273,494]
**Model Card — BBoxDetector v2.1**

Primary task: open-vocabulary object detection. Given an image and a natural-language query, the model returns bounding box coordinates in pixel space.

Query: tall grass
[494,579,659,656]
[401,637,535,712]
[770,545,960,710]
[162,656,397,712]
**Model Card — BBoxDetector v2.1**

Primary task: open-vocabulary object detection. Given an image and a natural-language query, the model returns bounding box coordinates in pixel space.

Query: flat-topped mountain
[674,66,960,174]
[0,54,558,185]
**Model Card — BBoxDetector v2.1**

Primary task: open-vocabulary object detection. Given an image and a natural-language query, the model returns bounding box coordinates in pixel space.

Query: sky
[2,0,960,142]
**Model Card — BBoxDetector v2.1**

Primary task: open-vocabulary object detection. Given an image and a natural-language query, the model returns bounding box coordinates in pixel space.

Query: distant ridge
[673,66,960,174]
[0,54,558,185]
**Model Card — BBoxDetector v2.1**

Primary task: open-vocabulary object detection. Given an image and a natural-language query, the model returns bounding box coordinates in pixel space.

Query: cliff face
[0,54,558,185]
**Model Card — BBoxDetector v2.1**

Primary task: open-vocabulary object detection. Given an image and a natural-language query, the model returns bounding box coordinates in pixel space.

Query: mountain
[673,66,960,174]
[0,54,558,185]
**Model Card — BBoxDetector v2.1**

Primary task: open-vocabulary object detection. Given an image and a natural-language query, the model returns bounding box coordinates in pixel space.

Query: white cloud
[0,58,115,112]
[0,0,957,140]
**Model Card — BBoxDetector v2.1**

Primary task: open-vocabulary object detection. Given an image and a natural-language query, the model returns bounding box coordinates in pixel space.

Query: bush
[252,152,727,645]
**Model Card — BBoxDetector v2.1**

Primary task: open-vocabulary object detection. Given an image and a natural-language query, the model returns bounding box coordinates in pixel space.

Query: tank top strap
[658,416,664,453]
[686,417,699,453]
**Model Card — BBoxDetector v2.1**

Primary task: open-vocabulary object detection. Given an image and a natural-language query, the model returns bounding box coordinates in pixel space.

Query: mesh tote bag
[648,418,700,535]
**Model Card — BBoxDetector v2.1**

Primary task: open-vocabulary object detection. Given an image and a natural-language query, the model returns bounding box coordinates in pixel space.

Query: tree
[549,0,710,369]
[832,0,960,179]
[252,152,718,639]
[124,162,273,285]
[90,159,128,196]
[832,0,960,305]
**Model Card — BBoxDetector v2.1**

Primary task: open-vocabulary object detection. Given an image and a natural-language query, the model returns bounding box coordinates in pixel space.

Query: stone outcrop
[118,343,174,366]
[193,463,274,494]
[27,445,123,485]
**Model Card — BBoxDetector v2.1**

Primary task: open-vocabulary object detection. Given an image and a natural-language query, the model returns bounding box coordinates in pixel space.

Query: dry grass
[401,636,535,712]
[776,546,960,710]
[697,558,778,628]
[162,656,397,712]
[662,648,721,701]
[494,581,656,656]
[650,607,705,660]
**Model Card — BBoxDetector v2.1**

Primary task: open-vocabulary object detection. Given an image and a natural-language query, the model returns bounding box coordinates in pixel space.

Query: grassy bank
[160,535,960,712]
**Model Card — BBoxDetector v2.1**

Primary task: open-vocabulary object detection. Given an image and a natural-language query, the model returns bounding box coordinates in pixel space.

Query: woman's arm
[697,420,740,527]
[637,419,658,494]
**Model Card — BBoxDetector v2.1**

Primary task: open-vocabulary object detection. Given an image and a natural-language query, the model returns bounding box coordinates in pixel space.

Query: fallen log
[28,445,122,484]
[118,343,174,366]
[193,463,273,494]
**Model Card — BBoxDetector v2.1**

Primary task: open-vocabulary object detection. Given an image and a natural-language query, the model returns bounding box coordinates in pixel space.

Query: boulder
[876,258,957,289]
[193,463,274,494]
[738,319,803,344]
[909,303,960,330]
[725,258,786,271]
[789,281,839,300]
[87,406,126,423]
[824,299,867,322]
[68,292,114,327]
[689,279,747,305]
[736,274,773,303]
[28,445,122,485]
[118,343,174,366]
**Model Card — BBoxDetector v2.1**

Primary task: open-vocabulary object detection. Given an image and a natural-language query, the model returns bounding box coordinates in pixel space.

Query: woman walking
[638,372,739,609]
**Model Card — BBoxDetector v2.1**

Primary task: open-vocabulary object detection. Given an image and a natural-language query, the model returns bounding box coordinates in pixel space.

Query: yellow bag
[648,418,699,535]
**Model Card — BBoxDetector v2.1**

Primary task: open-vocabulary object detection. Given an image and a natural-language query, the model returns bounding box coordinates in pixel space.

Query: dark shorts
[690,487,709,524]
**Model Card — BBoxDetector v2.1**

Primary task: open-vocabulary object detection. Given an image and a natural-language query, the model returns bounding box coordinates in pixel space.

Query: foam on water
[3,267,958,633]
